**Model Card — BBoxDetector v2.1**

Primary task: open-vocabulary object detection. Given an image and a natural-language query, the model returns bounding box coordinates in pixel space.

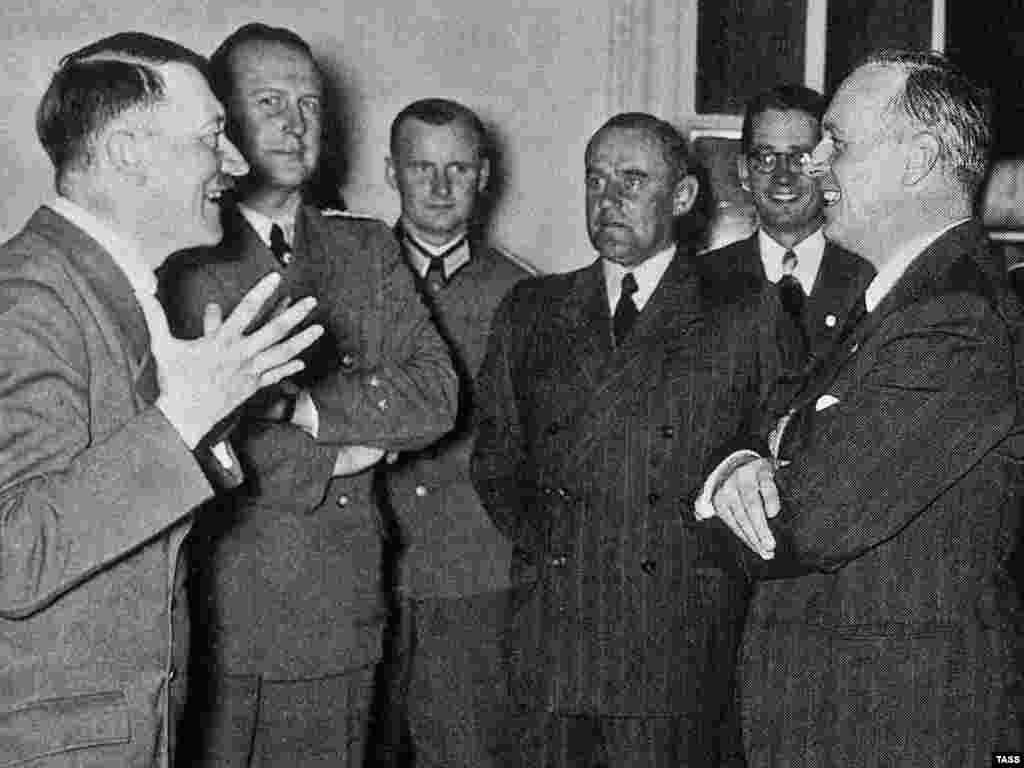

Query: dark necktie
[426,256,447,291]
[269,223,293,266]
[778,249,805,321]
[613,272,639,346]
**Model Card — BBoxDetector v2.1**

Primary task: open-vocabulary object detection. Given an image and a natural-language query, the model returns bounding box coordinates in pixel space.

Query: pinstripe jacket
[471,246,801,734]
[739,221,1024,767]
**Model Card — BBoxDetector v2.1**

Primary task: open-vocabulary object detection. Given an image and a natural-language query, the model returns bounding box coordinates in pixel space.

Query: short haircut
[389,97,488,160]
[208,24,346,210]
[861,49,992,198]
[740,84,826,151]
[36,32,208,188]
[587,112,692,184]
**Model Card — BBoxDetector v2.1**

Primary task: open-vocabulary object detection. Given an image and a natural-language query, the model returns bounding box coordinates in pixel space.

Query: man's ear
[385,156,399,191]
[737,154,751,192]
[477,157,491,194]
[673,174,700,216]
[105,128,147,181]
[903,131,941,187]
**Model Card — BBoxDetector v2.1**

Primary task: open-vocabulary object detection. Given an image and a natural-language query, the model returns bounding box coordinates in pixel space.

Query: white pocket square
[815,394,840,411]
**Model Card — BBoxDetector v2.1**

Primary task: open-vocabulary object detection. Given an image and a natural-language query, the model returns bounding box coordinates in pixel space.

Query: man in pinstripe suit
[472,112,802,767]
[700,51,1023,767]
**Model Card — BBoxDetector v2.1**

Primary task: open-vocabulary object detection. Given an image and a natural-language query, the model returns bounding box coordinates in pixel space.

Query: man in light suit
[472,112,802,767]
[703,84,874,364]
[382,97,532,767]
[0,32,322,768]
[698,50,1024,766]
[159,24,457,767]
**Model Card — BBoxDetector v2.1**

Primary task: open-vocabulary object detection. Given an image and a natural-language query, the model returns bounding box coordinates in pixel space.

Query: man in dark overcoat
[472,112,802,767]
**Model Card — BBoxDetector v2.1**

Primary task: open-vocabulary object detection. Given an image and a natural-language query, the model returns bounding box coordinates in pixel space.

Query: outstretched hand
[143,272,323,448]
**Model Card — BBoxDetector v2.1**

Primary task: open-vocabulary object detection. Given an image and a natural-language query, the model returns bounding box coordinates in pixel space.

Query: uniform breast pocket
[0,690,130,767]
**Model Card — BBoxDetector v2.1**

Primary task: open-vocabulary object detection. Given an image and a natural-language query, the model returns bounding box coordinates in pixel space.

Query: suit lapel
[789,220,989,426]
[806,244,871,328]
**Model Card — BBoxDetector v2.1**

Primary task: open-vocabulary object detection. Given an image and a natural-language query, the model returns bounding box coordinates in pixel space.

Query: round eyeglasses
[746,149,814,175]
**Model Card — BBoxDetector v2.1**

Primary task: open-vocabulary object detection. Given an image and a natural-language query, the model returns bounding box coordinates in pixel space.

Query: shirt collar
[758,227,826,294]
[603,243,676,312]
[403,230,471,280]
[864,218,971,312]
[238,203,297,248]
[49,196,157,299]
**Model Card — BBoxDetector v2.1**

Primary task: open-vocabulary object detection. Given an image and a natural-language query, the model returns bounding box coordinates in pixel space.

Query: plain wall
[0,0,622,274]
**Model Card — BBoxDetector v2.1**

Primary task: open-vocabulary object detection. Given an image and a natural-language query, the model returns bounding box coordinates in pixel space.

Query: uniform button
[647,492,660,505]
[660,425,675,439]
[640,559,657,575]
[341,353,355,368]
[377,398,389,410]
[546,423,561,435]
[337,494,350,507]
[414,485,428,497]
[825,314,837,328]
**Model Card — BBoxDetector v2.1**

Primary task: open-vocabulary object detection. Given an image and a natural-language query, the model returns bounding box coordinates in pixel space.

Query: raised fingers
[221,272,283,335]
[252,324,324,385]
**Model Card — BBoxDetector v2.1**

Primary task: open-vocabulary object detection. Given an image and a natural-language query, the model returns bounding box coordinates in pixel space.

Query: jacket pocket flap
[0,690,130,767]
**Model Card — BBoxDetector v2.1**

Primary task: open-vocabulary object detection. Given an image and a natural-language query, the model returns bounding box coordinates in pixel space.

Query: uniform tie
[406,234,467,290]
[269,223,293,266]
[613,272,639,346]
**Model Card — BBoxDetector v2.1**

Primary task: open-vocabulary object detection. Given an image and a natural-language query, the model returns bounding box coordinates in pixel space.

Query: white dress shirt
[602,243,676,312]
[758,227,826,295]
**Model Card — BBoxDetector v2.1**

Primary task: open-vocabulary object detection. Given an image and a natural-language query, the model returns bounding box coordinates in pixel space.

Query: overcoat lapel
[550,261,614,394]
[566,251,705,469]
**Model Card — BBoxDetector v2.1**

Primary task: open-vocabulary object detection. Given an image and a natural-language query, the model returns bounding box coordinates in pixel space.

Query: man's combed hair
[864,49,993,197]
[389,97,488,159]
[36,32,208,189]
[208,23,315,110]
[740,84,826,151]
[208,23,346,211]
[588,112,691,183]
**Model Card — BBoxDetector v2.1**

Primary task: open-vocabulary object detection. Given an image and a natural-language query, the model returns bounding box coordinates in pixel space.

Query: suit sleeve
[307,224,457,452]
[0,279,212,618]
[470,283,547,557]
[769,293,1016,572]
[162,262,338,510]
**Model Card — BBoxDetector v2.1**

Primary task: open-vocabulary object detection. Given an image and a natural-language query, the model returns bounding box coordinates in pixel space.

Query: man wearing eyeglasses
[703,84,874,363]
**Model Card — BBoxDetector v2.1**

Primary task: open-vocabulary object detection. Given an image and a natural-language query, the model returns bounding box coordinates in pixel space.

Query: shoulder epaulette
[320,208,382,222]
